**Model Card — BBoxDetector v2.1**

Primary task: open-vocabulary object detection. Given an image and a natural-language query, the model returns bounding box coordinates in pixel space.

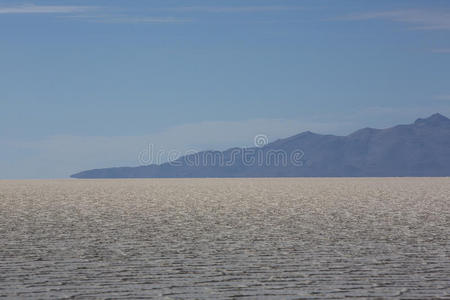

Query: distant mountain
[71,113,450,178]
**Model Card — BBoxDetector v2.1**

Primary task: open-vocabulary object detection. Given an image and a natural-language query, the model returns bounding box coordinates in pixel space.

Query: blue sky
[1,0,450,178]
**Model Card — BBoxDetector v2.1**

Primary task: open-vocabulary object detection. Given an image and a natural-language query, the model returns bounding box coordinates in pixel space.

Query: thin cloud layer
[164,6,303,13]
[68,15,191,24]
[0,3,302,24]
[0,3,189,24]
[345,9,450,30]
[0,4,91,14]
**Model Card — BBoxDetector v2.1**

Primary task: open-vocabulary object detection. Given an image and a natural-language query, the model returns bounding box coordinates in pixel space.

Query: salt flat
[0,178,449,299]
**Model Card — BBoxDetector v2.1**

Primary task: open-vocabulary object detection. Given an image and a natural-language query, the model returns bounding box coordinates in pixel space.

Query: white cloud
[89,16,191,24]
[64,14,191,24]
[0,4,300,24]
[63,5,303,24]
[345,9,450,30]
[163,6,303,13]
[0,4,190,24]
[0,4,91,14]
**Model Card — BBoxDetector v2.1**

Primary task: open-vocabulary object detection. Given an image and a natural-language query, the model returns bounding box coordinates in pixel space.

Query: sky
[1,0,450,179]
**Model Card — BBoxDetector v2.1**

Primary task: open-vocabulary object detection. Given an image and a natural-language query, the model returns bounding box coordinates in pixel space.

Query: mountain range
[71,113,450,178]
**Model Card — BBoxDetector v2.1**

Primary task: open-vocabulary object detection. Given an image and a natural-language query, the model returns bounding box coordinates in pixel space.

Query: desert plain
[0,178,449,299]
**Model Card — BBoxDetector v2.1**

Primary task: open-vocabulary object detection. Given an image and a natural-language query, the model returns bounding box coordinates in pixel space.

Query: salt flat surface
[0,178,449,299]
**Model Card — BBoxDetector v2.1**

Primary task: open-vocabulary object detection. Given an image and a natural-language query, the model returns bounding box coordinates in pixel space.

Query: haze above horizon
[1,0,450,179]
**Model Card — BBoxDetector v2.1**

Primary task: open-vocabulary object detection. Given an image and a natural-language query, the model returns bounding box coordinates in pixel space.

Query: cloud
[0,4,300,24]
[163,6,303,13]
[0,4,189,24]
[0,4,91,14]
[81,5,303,24]
[100,17,190,24]
[344,9,450,30]
[66,15,191,24]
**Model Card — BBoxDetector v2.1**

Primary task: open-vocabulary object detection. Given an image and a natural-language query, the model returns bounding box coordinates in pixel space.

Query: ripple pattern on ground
[0,178,449,299]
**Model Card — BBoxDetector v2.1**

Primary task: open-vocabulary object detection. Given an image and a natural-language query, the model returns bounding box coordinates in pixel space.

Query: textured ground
[0,178,449,299]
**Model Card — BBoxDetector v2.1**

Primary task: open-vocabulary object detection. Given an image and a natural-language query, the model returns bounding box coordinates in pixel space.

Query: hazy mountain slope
[71,113,450,178]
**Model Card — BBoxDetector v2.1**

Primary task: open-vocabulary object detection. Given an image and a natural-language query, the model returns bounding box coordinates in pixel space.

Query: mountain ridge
[71,113,450,178]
